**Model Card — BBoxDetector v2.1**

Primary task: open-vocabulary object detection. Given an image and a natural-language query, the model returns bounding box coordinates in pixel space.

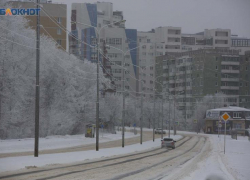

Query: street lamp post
[161,97,164,139]
[72,19,126,151]
[122,54,125,147]
[34,0,40,157]
[153,89,155,142]
[106,43,142,147]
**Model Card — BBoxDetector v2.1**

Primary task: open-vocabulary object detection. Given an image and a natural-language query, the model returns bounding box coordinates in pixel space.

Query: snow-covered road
[1,131,249,180]
[0,135,201,180]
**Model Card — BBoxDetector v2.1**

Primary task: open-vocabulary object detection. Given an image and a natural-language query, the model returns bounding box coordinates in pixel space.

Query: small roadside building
[205,106,250,135]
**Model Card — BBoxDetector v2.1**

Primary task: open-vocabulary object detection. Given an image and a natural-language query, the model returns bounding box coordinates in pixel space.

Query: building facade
[205,106,250,135]
[137,27,182,98]
[11,0,67,50]
[137,27,250,99]
[69,2,138,95]
[155,49,250,119]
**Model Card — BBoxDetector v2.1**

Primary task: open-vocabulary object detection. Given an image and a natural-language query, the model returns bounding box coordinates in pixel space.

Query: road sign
[221,112,230,154]
[218,124,222,128]
[221,112,230,122]
[175,121,179,125]
[133,123,136,127]
[101,124,104,128]
[193,119,197,124]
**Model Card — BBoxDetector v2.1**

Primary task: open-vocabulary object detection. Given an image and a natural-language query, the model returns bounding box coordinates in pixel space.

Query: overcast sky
[54,0,250,38]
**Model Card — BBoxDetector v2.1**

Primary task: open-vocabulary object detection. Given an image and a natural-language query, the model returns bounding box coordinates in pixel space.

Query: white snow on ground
[178,134,250,180]
[0,131,138,153]
[0,135,182,173]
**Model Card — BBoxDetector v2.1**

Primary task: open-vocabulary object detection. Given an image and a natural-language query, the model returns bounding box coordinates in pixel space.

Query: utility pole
[161,97,164,139]
[34,0,40,157]
[185,59,187,131]
[153,43,157,141]
[96,33,100,151]
[174,61,176,136]
[169,97,171,138]
[122,53,125,147]
[168,61,171,138]
[153,90,155,141]
[140,66,143,144]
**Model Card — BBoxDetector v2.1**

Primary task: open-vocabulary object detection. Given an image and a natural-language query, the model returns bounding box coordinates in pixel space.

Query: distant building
[181,29,231,52]
[231,35,250,55]
[205,106,250,135]
[155,49,250,119]
[137,27,250,99]
[70,2,138,96]
[10,1,67,50]
[137,26,182,98]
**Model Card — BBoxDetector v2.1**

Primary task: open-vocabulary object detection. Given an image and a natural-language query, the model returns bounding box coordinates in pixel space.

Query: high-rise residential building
[181,29,231,52]
[138,27,250,99]
[69,2,138,96]
[137,27,182,98]
[10,0,67,50]
[155,49,250,121]
[231,35,250,55]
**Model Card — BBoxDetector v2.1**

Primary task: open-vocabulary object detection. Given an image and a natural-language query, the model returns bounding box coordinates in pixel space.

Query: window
[246,66,248,71]
[106,38,122,45]
[215,73,218,78]
[233,112,241,118]
[216,65,218,70]
[125,70,130,74]
[57,17,61,24]
[215,82,218,86]
[233,123,242,129]
[240,82,243,87]
[114,77,121,81]
[147,39,151,43]
[57,28,62,35]
[56,39,62,45]
[246,83,248,87]
[112,69,121,73]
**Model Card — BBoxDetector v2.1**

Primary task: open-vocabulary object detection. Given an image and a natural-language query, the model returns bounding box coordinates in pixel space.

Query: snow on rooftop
[209,106,250,112]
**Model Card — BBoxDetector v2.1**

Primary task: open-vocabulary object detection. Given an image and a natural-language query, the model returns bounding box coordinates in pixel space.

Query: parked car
[155,128,166,134]
[161,138,176,149]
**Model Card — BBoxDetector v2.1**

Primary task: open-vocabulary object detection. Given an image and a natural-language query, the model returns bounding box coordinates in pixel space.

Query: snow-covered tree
[190,92,226,130]
[0,0,109,139]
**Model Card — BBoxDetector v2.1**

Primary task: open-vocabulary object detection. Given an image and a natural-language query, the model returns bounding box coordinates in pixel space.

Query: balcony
[221,78,239,82]
[220,86,239,90]
[221,61,239,66]
[221,69,239,74]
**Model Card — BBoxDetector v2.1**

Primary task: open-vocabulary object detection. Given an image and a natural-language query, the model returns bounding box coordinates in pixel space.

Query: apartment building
[69,2,138,95]
[11,0,67,50]
[137,27,181,98]
[181,29,231,51]
[155,49,250,120]
[138,27,250,99]
[231,35,250,55]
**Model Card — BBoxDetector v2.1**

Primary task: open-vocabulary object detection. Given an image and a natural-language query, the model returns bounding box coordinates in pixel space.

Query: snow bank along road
[0,131,168,158]
[0,135,209,180]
